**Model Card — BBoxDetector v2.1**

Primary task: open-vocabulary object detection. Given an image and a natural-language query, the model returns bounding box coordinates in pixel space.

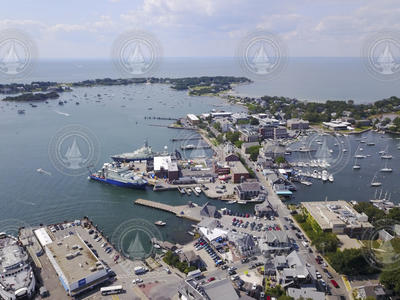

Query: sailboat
[375,43,398,75]
[380,145,393,159]
[252,43,272,74]
[370,173,382,187]
[353,143,361,169]
[380,160,393,173]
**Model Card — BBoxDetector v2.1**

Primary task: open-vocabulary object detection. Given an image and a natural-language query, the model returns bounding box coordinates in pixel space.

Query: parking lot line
[111,295,120,300]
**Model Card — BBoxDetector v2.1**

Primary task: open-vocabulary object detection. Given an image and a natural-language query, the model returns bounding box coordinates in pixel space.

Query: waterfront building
[274,126,288,139]
[42,232,109,296]
[154,155,179,181]
[187,114,200,125]
[301,201,373,238]
[322,120,352,131]
[210,112,232,118]
[235,182,261,200]
[286,119,309,130]
[261,141,286,159]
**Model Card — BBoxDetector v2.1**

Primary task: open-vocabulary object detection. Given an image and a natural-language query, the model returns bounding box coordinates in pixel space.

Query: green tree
[250,117,259,125]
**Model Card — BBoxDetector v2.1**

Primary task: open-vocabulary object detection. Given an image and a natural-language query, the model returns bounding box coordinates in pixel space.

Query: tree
[246,145,261,161]
[250,117,259,125]
[275,156,286,165]
[213,122,222,132]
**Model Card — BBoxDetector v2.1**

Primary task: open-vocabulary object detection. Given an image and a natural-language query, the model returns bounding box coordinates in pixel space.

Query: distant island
[0,76,251,101]
[1,75,399,132]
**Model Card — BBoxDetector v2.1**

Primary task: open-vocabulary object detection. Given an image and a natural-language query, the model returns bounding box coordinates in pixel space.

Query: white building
[45,234,109,296]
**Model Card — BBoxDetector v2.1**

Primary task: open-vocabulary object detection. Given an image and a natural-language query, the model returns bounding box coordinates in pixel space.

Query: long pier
[134,198,201,222]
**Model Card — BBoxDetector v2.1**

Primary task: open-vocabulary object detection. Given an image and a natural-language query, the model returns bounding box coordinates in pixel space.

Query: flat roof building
[45,234,108,296]
[187,114,200,125]
[301,200,373,238]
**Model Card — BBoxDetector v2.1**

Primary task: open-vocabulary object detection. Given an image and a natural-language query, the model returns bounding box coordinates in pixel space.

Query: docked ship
[0,232,36,300]
[111,140,155,162]
[89,162,147,189]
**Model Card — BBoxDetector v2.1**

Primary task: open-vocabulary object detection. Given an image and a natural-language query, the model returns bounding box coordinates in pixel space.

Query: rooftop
[229,161,248,175]
[46,234,99,284]
[302,200,373,231]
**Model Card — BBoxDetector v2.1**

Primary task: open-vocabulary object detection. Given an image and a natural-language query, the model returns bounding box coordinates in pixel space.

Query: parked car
[207,277,215,282]
[331,279,339,288]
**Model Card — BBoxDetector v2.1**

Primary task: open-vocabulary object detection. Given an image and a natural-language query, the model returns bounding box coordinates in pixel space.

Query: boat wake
[54,110,70,116]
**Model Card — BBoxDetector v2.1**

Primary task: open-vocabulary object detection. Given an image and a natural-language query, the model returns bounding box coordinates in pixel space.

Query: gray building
[235,182,261,200]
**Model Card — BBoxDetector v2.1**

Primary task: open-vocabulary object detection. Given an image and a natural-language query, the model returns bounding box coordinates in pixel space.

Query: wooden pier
[134,198,201,222]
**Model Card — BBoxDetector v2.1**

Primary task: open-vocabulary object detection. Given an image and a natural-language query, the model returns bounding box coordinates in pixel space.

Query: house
[229,232,258,257]
[356,119,372,127]
[287,287,325,300]
[179,250,204,268]
[276,251,317,288]
[259,231,291,253]
[235,182,261,200]
[254,202,275,218]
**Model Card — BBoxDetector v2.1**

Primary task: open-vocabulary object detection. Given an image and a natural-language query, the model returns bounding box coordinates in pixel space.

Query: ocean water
[6,57,400,102]
[0,57,399,249]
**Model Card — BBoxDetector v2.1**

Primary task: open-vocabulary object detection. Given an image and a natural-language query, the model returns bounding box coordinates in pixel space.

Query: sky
[1,0,400,59]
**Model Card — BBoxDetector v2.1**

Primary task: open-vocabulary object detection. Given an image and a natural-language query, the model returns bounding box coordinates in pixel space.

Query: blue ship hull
[90,175,147,189]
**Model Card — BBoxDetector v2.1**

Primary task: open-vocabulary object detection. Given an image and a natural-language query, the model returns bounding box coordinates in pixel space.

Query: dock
[134,198,202,222]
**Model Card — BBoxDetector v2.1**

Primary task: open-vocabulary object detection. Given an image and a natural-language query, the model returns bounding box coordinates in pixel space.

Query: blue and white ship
[89,162,147,189]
